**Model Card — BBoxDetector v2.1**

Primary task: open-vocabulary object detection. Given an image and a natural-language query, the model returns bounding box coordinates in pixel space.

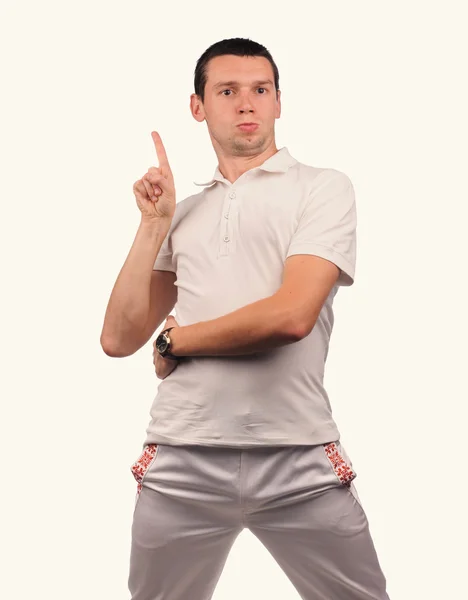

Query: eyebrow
[213,79,274,90]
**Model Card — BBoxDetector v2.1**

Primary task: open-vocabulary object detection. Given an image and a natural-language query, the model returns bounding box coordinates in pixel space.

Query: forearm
[170,293,301,357]
[100,217,171,349]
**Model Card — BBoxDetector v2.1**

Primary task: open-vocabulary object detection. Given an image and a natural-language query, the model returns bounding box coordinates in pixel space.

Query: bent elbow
[287,318,315,342]
[100,336,132,358]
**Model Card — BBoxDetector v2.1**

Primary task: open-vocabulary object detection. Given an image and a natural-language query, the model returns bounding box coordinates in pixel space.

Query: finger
[133,178,151,199]
[144,174,166,199]
[142,177,160,200]
[144,170,167,191]
[151,131,171,172]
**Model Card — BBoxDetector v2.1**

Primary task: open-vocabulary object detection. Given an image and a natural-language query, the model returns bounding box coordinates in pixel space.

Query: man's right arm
[100,217,177,357]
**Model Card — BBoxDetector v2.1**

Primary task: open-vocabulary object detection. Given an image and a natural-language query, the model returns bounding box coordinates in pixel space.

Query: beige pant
[128,441,390,600]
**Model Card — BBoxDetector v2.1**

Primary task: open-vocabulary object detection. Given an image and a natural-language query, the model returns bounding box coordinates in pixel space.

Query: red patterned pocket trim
[130,444,158,494]
[323,442,356,486]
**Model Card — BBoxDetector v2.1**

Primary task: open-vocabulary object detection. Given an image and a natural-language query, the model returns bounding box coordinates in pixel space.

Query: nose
[237,92,255,114]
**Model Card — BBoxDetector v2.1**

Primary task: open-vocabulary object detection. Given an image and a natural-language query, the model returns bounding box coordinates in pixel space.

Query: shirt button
[224,235,230,242]
[229,192,236,199]
[224,213,229,219]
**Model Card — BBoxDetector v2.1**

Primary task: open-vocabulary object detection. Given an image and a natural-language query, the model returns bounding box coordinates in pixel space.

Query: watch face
[156,334,168,353]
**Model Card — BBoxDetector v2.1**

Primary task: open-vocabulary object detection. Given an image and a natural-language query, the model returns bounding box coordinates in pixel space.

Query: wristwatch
[155,327,180,360]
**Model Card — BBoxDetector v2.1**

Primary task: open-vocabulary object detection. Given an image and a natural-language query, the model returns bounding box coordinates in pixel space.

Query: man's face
[191,55,281,155]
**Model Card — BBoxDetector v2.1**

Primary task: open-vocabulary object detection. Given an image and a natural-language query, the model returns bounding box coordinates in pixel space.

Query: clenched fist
[133,131,176,222]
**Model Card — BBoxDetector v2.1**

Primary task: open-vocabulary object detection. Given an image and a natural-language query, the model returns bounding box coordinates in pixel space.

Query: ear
[275,89,281,119]
[190,93,206,123]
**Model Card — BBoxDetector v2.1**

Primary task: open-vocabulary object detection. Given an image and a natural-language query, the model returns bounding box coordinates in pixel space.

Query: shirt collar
[193,146,297,187]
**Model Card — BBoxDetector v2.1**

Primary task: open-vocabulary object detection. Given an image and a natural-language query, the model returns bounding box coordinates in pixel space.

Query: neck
[215,140,278,184]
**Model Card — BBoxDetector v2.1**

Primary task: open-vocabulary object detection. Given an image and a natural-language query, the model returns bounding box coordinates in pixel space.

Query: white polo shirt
[143,146,357,448]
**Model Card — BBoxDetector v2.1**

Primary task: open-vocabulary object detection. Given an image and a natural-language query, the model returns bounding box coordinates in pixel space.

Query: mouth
[237,123,259,132]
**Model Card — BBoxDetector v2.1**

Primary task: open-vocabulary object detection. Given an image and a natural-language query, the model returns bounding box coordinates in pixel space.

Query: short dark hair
[194,37,280,103]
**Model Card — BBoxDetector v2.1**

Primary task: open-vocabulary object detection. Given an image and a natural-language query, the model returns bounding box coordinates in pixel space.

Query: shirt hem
[142,424,340,449]
[286,243,354,286]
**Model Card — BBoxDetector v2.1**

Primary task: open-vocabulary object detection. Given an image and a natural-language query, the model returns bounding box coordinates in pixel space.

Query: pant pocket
[322,440,357,488]
[130,443,159,497]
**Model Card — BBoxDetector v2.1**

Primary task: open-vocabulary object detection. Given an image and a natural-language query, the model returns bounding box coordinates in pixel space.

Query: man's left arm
[169,169,356,358]
[169,254,341,357]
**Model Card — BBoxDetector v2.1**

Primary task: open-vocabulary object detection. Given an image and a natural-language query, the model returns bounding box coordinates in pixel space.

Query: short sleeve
[286,169,357,286]
[153,227,176,273]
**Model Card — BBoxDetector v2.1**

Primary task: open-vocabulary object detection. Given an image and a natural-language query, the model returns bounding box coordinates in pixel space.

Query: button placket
[219,189,237,256]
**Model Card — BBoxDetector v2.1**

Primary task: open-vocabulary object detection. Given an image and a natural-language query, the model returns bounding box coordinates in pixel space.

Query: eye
[221,87,267,96]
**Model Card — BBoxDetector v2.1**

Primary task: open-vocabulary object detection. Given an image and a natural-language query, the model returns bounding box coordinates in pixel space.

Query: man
[101,37,390,600]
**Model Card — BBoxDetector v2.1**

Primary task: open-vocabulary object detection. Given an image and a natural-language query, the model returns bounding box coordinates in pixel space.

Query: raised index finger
[151,131,170,170]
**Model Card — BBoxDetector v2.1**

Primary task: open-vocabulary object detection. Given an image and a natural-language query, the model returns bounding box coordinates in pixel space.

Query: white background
[1,1,467,598]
